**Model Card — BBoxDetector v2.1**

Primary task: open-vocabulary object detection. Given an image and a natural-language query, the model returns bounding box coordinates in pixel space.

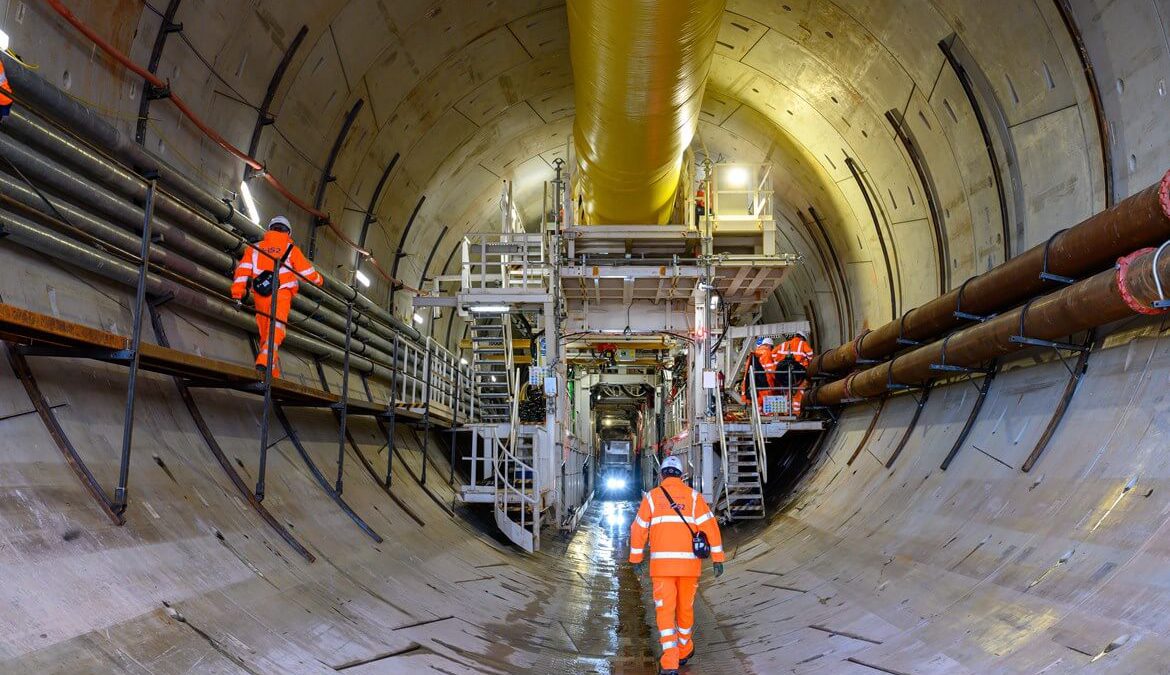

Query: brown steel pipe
[809,244,1170,406]
[809,171,1170,377]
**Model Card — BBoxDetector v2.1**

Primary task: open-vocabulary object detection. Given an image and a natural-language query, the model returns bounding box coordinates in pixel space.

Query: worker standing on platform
[741,337,775,410]
[0,58,14,121]
[230,216,322,378]
[773,332,813,416]
[630,456,725,675]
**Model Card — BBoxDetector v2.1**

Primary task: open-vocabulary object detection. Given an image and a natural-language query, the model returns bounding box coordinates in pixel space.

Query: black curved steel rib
[273,404,384,543]
[148,305,314,561]
[5,342,124,525]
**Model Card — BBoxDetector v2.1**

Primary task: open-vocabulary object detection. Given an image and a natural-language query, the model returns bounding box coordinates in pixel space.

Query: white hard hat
[267,215,291,232]
[761,337,774,346]
[661,455,684,476]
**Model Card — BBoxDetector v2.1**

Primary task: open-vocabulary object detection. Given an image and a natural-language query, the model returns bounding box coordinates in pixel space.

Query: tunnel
[1,0,1168,672]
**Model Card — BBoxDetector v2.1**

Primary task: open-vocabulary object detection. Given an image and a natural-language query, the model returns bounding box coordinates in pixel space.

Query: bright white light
[354,270,371,288]
[460,358,469,366]
[0,29,10,53]
[490,375,497,382]
[469,305,511,313]
[606,476,627,492]
[726,166,749,188]
[239,181,260,224]
[413,313,424,324]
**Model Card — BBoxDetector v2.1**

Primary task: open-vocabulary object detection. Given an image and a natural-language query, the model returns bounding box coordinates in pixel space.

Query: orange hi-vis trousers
[254,289,293,377]
[653,576,698,671]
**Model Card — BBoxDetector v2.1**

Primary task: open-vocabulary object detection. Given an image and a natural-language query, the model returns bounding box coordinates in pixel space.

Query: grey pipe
[0,55,421,342]
[0,206,432,386]
[0,119,415,353]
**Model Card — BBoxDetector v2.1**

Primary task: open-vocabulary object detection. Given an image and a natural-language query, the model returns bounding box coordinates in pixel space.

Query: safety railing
[747,368,769,485]
[494,377,540,552]
[710,162,774,224]
[714,387,731,513]
[386,335,475,420]
[559,436,592,528]
[461,232,548,293]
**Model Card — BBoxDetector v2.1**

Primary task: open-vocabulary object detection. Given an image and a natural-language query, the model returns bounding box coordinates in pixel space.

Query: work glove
[233,298,244,311]
[713,562,724,578]
[634,560,648,576]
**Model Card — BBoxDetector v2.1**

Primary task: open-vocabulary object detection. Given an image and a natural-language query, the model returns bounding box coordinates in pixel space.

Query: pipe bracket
[1040,228,1076,284]
[1152,240,1170,308]
[1009,296,1088,352]
[930,333,991,374]
[954,276,993,322]
[896,311,921,346]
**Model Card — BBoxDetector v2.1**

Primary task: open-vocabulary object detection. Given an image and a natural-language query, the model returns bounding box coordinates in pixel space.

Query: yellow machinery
[567,0,726,225]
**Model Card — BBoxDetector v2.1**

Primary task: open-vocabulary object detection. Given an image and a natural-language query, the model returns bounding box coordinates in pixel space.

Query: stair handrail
[493,375,539,550]
[714,386,731,515]
[504,315,516,404]
[747,366,769,484]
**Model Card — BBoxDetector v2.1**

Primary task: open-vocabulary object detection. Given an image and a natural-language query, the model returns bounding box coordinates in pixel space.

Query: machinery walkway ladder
[470,311,512,423]
[494,379,541,552]
[722,425,765,520]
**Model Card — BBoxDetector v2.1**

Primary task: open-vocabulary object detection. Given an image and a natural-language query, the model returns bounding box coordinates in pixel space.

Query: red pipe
[46,0,419,293]
[809,171,1170,378]
[810,243,1170,406]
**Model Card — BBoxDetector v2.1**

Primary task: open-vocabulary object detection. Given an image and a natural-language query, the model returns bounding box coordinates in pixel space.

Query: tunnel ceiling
[32,0,1107,345]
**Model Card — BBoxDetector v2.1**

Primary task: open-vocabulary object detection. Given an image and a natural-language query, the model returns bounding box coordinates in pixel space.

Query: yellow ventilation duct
[568,0,726,225]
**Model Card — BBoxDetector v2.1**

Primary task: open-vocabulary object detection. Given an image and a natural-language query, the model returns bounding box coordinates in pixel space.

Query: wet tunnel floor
[529,500,732,675]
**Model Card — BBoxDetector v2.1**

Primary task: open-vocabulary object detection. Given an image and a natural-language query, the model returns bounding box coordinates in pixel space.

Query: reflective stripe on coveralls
[629,476,725,671]
[230,230,323,376]
[0,61,12,107]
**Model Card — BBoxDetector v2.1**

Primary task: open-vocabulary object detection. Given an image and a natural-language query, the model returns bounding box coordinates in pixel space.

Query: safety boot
[659,671,679,675]
[679,647,695,666]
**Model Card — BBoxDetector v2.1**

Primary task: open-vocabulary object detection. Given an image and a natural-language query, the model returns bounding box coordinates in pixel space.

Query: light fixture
[605,476,627,492]
[726,166,749,188]
[460,357,469,366]
[354,270,371,288]
[412,312,424,324]
[0,28,10,53]
[239,181,260,224]
[490,375,497,382]
[468,305,511,313]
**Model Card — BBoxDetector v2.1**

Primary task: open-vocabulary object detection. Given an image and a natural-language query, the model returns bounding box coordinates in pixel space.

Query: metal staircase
[470,312,512,423]
[494,379,541,552]
[722,427,765,520]
[715,376,767,521]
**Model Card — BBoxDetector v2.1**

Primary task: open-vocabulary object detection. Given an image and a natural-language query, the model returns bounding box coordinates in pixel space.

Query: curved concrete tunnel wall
[3,0,1170,671]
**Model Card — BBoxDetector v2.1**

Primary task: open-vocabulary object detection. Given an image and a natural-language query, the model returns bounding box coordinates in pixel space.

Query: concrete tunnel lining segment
[2,0,1170,671]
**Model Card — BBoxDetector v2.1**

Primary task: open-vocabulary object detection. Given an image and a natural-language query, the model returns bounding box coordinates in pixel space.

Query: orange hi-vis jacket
[629,477,725,577]
[774,336,813,369]
[0,61,13,107]
[741,343,775,394]
[230,230,322,300]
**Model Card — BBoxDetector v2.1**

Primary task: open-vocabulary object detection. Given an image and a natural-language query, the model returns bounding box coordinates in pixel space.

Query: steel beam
[135,0,183,146]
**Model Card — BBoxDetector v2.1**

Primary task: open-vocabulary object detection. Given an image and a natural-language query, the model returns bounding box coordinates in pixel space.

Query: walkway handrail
[747,367,769,484]
[714,386,731,512]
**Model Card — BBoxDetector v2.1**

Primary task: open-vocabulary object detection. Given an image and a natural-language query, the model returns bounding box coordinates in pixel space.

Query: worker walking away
[230,216,322,378]
[630,456,725,675]
[740,336,775,410]
[0,57,14,121]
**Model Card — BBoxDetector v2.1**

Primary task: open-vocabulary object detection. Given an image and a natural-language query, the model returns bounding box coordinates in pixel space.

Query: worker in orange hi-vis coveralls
[230,216,322,378]
[740,336,776,409]
[630,456,725,675]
